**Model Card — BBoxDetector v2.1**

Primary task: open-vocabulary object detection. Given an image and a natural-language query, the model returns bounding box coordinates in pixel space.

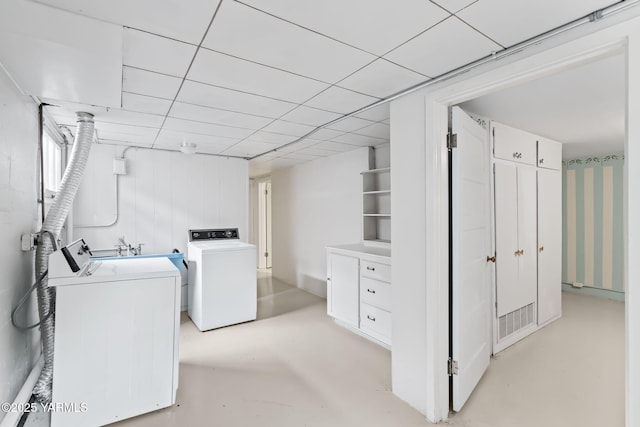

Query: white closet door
[517,166,538,307]
[494,162,519,317]
[327,252,359,328]
[537,168,562,324]
[451,106,492,412]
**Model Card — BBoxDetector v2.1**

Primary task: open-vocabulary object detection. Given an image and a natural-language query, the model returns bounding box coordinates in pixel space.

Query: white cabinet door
[494,162,520,317]
[517,166,538,307]
[451,106,492,412]
[537,138,562,171]
[495,163,537,316]
[537,168,562,324]
[327,252,359,328]
[493,122,537,166]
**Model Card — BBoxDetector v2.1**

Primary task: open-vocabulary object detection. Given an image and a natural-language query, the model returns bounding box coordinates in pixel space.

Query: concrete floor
[26,271,625,426]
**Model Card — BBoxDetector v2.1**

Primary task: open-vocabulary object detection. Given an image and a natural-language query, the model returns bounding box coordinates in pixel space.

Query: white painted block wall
[0,66,41,423]
[72,144,249,309]
[271,147,371,297]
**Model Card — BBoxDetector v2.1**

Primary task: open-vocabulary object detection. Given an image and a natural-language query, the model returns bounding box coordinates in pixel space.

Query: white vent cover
[499,303,535,340]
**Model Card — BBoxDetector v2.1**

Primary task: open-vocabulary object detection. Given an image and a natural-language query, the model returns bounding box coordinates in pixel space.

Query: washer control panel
[189,228,239,241]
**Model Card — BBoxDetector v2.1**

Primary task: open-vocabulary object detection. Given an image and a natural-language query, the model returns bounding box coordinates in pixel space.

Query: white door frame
[417,15,640,424]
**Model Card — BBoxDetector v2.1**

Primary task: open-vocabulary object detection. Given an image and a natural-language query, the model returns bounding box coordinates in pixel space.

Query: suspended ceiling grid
[2,0,618,175]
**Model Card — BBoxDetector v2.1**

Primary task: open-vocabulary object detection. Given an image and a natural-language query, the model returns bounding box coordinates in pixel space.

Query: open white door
[451,106,492,411]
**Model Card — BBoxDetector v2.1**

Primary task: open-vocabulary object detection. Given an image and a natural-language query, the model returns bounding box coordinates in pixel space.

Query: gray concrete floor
[26,270,625,426]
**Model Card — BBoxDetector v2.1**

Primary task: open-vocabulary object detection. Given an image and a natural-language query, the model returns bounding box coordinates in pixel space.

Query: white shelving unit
[362,166,391,247]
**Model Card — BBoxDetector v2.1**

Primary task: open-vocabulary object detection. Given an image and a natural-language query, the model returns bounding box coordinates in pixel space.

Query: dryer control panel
[189,228,239,241]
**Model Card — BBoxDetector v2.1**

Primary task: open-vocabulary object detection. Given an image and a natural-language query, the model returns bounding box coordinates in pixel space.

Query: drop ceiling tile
[272,138,318,154]
[239,0,450,56]
[331,132,387,146]
[431,0,477,13]
[337,59,427,98]
[122,93,172,116]
[243,131,298,145]
[354,103,390,122]
[32,0,220,45]
[384,16,501,77]
[260,120,315,137]
[220,141,280,158]
[123,28,197,77]
[43,98,166,127]
[278,106,343,127]
[96,129,157,145]
[123,66,182,100]
[169,102,272,130]
[457,0,613,47]
[326,117,375,133]
[281,152,320,161]
[305,86,379,115]
[187,48,329,103]
[163,117,255,139]
[202,1,376,83]
[354,123,391,139]
[296,147,340,157]
[177,80,296,119]
[312,141,361,152]
[155,129,241,148]
[94,122,160,137]
[310,128,346,141]
[98,139,154,148]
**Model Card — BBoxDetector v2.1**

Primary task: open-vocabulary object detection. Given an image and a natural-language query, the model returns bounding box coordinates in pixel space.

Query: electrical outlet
[21,233,36,251]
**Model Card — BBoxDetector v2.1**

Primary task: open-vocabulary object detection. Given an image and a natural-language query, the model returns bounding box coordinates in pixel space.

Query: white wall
[271,147,370,297]
[0,66,41,422]
[72,144,249,308]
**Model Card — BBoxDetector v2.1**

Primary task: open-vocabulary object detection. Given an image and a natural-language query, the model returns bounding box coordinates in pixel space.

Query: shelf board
[361,167,391,175]
[363,214,391,217]
[363,190,391,195]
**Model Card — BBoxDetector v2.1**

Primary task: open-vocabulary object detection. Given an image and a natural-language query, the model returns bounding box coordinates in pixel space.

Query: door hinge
[447,133,457,149]
[448,358,459,376]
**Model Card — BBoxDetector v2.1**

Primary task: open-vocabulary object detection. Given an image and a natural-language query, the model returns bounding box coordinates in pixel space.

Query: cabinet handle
[366,266,375,271]
[327,277,331,281]
[486,255,496,263]
[367,288,376,294]
[514,249,524,256]
[539,158,545,164]
[520,249,524,255]
[539,246,544,252]
[367,315,376,322]
[514,250,520,256]
[512,152,522,159]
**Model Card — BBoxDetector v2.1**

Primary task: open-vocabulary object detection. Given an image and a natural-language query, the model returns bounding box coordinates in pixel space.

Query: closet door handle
[367,315,376,322]
[366,266,375,271]
[487,255,496,263]
[539,246,544,252]
[367,288,376,294]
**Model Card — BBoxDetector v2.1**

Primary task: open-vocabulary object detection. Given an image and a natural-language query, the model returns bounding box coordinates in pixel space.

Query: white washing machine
[47,239,181,427]
[187,228,257,331]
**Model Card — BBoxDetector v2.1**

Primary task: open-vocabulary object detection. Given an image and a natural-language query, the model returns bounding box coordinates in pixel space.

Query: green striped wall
[562,154,624,296]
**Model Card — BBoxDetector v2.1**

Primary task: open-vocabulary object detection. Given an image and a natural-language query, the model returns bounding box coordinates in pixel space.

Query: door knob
[486,255,496,263]
[539,246,544,252]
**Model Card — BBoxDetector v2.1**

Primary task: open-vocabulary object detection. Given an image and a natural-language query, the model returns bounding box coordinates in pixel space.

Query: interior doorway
[257,179,272,269]
[448,50,626,424]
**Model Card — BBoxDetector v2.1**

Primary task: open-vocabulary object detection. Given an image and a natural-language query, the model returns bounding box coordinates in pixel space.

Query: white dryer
[187,228,257,331]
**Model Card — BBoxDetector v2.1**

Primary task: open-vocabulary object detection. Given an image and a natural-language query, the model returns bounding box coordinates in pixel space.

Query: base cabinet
[326,245,392,347]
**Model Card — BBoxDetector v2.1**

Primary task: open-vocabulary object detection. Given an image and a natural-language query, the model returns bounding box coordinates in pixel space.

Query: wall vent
[498,303,535,340]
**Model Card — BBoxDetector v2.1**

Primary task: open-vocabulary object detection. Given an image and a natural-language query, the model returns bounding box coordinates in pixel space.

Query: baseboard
[561,283,625,301]
[0,355,43,427]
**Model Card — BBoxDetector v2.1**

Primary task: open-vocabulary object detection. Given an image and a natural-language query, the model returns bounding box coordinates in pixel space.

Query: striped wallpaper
[562,154,624,294]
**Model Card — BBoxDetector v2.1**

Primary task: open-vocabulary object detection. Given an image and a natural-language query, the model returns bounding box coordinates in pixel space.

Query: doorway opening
[257,179,272,269]
[448,49,626,425]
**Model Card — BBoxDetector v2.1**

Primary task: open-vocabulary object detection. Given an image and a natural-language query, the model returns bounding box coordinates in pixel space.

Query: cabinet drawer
[360,260,391,282]
[360,277,391,311]
[493,122,536,166]
[360,303,392,343]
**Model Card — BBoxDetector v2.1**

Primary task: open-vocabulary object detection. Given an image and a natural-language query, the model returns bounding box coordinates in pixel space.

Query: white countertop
[326,243,391,259]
